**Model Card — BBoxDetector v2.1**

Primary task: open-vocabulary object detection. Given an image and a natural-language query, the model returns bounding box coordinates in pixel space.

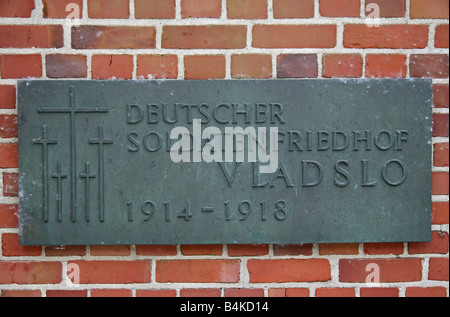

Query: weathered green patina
[18,79,432,245]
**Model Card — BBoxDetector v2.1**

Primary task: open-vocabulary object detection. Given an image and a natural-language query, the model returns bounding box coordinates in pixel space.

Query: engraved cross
[33,125,58,222]
[51,162,67,222]
[80,162,96,222]
[89,125,113,222]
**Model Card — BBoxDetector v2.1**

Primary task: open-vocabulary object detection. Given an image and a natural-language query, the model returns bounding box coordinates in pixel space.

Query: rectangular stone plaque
[18,79,432,245]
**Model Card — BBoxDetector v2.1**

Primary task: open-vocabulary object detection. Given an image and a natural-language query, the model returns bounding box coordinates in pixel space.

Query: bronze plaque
[18,79,432,245]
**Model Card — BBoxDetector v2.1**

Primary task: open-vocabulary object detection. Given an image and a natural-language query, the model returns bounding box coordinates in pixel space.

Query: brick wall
[0,0,448,298]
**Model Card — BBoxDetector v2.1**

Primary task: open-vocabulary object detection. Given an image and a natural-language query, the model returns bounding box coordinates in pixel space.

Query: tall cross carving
[37,87,108,222]
[33,125,58,222]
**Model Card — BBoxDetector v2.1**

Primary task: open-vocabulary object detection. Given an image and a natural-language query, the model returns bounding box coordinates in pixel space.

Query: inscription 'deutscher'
[18,79,432,245]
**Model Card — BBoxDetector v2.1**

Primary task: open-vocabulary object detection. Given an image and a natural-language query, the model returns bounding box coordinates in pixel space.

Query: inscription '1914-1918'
[18,79,432,245]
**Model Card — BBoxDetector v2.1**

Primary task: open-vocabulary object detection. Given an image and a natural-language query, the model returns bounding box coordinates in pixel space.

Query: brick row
[0,256,447,286]
[1,240,439,257]
[2,1,448,21]
[6,0,446,20]
[1,286,446,297]
[0,53,446,80]
[1,24,446,51]
[27,51,442,81]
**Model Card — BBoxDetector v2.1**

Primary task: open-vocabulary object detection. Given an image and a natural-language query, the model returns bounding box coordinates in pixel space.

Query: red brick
[319,243,359,255]
[224,288,265,297]
[315,288,355,297]
[409,231,449,254]
[180,289,221,297]
[0,115,18,138]
[0,0,35,17]
[410,54,449,78]
[0,25,63,48]
[181,244,222,255]
[428,258,449,281]
[248,259,330,283]
[46,290,87,297]
[184,55,225,79]
[45,245,87,256]
[411,0,449,19]
[227,0,267,19]
[434,143,449,167]
[365,0,405,17]
[433,84,449,108]
[135,0,175,19]
[2,173,18,197]
[366,54,407,78]
[344,24,428,49]
[0,261,62,284]
[273,0,314,18]
[156,260,240,283]
[136,290,177,297]
[0,144,18,168]
[432,201,449,225]
[182,0,221,18]
[72,26,156,49]
[363,242,404,255]
[46,54,87,78]
[433,113,449,137]
[0,55,42,79]
[0,86,15,109]
[90,245,131,256]
[339,258,422,282]
[88,0,129,19]
[136,245,177,256]
[231,54,272,79]
[322,54,363,78]
[1,290,41,297]
[137,55,178,79]
[92,55,133,79]
[2,233,41,256]
[91,289,132,297]
[277,54,318,78]
[162,25,246,49]
[435,25,449,48]
[69,260,151,284]
[320,0,360,17]
[432,172,449,195]
[43,0,83,19]
[227,244,269,256]
[0,204,18,228]
[360,288,399,297]
[273,244,313,256]
[268,288,309,297]
[253,25,336,48]
[406,287,447,297]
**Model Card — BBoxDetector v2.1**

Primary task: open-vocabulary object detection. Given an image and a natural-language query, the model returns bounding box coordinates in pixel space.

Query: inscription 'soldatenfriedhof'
[18,79,432,245]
